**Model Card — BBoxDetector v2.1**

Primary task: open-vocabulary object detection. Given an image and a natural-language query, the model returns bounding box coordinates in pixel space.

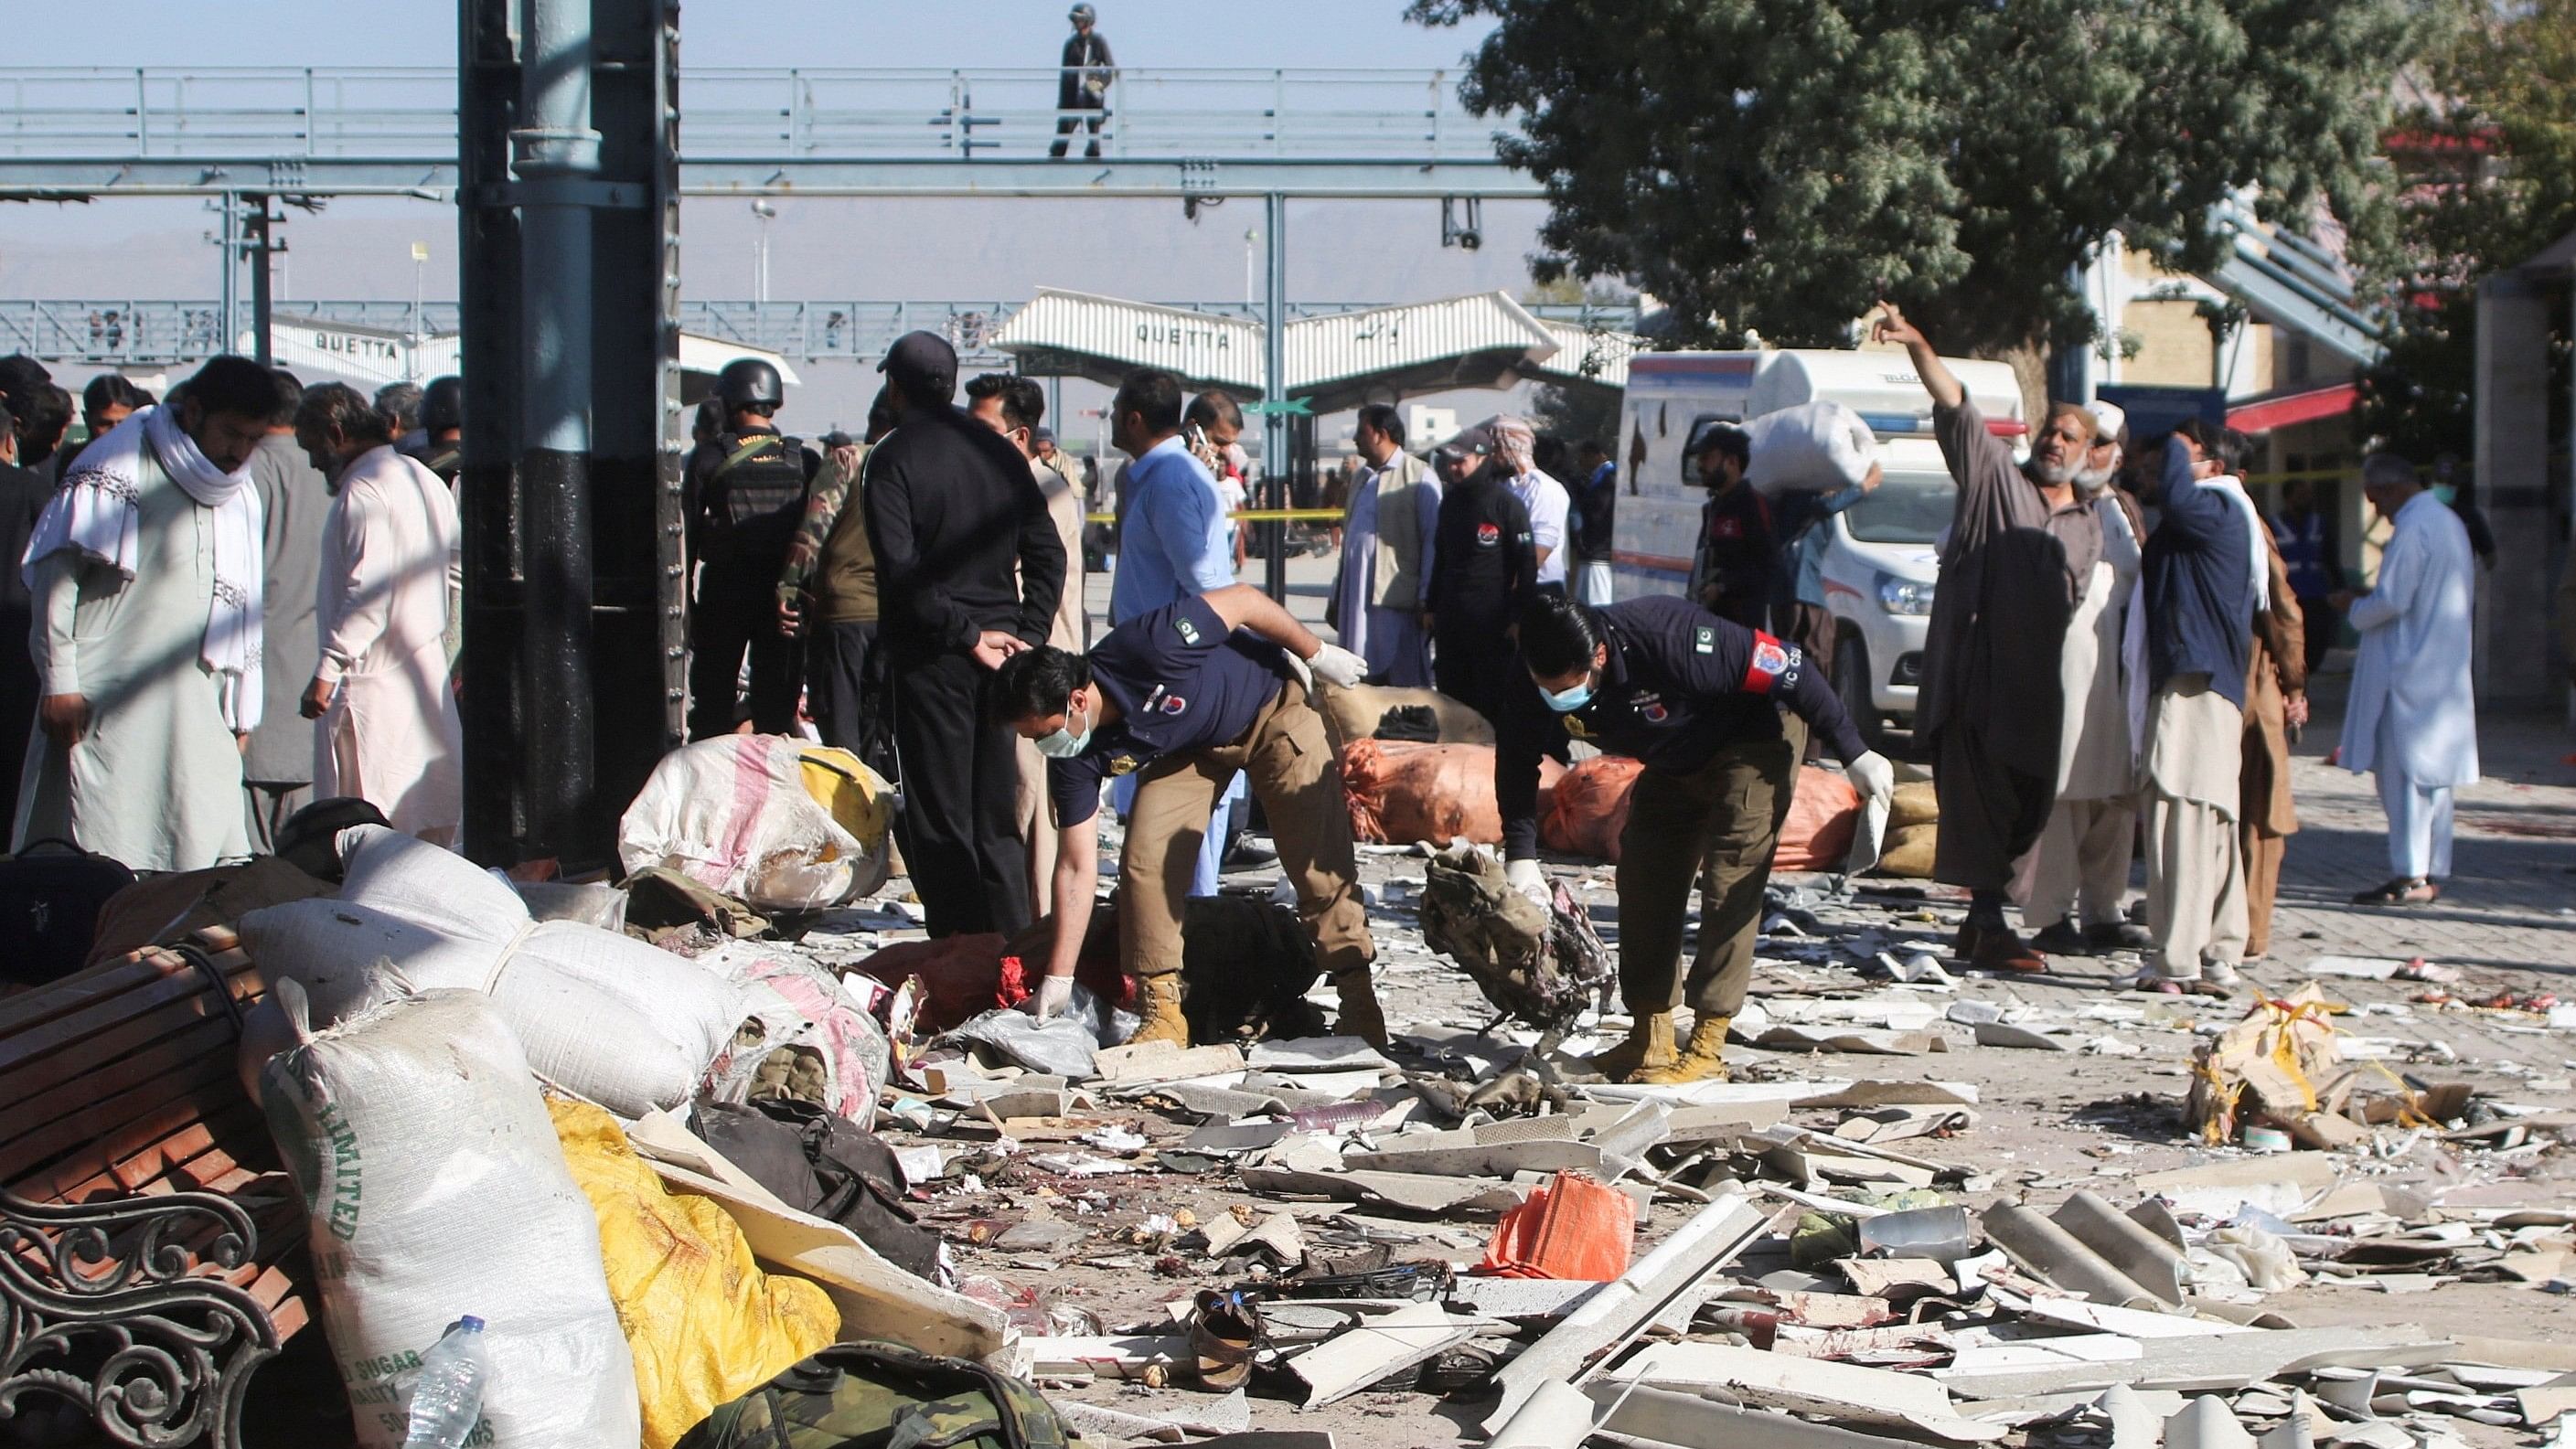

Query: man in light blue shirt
[1111,370,1234,625]
[1106,368,1246,894]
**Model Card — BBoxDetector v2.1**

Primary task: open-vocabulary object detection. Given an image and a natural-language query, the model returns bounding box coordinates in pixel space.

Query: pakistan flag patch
[1176,616,1202,645]
[1694,626,1715,655]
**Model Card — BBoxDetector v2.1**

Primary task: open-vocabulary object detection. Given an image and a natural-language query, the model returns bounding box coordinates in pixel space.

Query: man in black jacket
[863,332,1068,937]
[1422,425,1535,726]
[1051,4,1115,159]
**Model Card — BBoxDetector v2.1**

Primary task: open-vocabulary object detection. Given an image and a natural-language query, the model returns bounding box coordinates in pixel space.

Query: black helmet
[718,357,785,411]
[420,375,464,434]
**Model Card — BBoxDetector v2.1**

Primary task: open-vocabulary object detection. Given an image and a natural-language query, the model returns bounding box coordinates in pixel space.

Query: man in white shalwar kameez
[16,357,273,871]
[2335,453,2478,905]
[1329,403,1438,686]
[293,383,463,845]
[2016,403,2153,954]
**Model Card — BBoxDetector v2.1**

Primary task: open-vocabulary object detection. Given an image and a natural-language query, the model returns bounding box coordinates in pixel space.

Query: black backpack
[0,838,136,986]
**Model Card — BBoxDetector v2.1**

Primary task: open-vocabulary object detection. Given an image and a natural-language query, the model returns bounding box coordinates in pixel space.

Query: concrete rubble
[609,839,2576,1448]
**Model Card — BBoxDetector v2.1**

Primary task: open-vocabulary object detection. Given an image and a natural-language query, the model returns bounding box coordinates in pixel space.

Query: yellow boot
[1588,1011,1677,1082]
[1634,1016,1731,1085]
[1128,973,1189,1048]
[1331,970,1389,1049]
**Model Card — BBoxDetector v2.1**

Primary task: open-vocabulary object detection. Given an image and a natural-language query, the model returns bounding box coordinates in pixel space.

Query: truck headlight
[1876,573,1936,616]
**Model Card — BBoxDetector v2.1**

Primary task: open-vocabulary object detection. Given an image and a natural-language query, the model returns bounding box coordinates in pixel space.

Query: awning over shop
[2226,381,2358,434]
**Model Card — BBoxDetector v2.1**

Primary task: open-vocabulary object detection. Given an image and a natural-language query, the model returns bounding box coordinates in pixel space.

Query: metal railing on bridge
[0,66,1527,196]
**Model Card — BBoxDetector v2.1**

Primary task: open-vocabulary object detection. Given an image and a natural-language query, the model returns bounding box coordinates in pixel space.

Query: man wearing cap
[1422,425,1536,724]
[1874,304,2103,975]
[863,331,1067,937]
[2016,401,2152,954]
[1683,421,1776,632]
[1492,415,1572,595]
[1052,5,1115,160]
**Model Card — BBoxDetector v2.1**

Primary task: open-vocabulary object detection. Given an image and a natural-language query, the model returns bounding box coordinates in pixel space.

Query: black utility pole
[456,0,683,869]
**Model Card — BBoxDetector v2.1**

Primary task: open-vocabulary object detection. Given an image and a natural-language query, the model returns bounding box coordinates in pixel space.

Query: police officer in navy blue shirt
[1498,593,1894,1084]
[993,584,1389,1048]
[1423,424,1536,726]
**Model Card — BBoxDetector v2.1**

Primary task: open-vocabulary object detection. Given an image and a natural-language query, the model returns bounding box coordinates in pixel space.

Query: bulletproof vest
[422,446,462,485]
[707,430,807,540]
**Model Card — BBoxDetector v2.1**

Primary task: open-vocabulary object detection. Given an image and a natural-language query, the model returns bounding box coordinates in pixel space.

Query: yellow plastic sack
[796,746,893,853]
[548,1098,840,1449]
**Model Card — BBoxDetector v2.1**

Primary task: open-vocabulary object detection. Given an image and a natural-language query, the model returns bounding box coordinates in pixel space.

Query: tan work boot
[1589,1011,1677,1083]
[1330,969,1389,1049]
[1634,1016,1731,1085]
[1128,973,1190,1048]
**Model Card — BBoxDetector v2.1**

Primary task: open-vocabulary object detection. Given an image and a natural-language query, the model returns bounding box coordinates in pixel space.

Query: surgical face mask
[1034,703,1093,759]
[1541,674,1596,713]
[2431,484,2458,506]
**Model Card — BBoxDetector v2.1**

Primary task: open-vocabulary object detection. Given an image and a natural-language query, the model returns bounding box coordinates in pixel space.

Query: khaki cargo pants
[1620,730,1797,1018]
[1121,677,1374,985]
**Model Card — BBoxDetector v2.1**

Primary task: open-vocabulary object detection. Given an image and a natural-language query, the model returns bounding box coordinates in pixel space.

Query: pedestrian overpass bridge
[0,66,1538,199]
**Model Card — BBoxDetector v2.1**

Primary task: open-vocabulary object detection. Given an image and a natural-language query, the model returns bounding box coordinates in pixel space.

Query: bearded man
[1874,304,2103,974]
[2016,401,2152,954]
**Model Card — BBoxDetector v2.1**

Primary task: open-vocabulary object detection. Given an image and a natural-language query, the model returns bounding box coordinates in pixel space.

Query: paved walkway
[2266,665,2576,980]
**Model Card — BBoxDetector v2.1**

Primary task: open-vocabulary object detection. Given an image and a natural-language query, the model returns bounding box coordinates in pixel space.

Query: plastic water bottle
[401,1316,488,1448]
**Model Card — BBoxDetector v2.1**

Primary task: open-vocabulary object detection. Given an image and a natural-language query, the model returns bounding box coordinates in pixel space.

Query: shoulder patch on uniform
[1744,631,1790,693]
[1476,522,1500,546]
[1161,693,1188,715]
[1693,625,1715,655]
[1175,615,1202,645]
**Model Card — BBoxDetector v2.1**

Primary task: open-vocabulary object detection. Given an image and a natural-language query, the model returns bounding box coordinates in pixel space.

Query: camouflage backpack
[675,1341,1074,1449]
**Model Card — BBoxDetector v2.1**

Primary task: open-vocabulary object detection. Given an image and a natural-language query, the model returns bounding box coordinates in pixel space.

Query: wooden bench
[1,926,310,1448]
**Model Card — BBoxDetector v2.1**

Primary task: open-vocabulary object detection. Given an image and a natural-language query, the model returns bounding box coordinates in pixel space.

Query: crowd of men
[0,305,2528,1081]
[0,354,463,873]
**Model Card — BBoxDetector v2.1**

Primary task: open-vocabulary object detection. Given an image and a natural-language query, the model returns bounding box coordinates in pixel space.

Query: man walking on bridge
[1052,4,1115,159]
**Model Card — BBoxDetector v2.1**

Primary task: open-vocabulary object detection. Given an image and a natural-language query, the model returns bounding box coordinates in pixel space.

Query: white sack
[617,735,875,912]
[260,981,639,1449]
[335,824,528,944]
[240,899,744,1117]
[1744,400,1880,495]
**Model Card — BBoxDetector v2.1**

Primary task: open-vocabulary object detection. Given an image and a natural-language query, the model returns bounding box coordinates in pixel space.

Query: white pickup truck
[1609,348,2027,745]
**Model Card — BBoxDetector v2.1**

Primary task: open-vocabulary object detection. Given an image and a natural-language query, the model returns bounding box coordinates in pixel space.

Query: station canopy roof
[248,316,801,392]
[993,288,1639,410]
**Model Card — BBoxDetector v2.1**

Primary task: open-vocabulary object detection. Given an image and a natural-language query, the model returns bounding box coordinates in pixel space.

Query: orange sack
[1774,764,1861,871]
[1341,740,1561,847]
[1544,757,1859,870]
[1541,756,1647,862]
[1478,1170,1635,1281]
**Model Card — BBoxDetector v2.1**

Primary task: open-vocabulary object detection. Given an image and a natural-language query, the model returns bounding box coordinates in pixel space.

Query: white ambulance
[1611,348,2026,745]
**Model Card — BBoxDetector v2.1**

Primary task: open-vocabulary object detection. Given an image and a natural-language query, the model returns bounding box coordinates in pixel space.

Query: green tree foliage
[2355,0,2576,460]
[1408,0,2426,360]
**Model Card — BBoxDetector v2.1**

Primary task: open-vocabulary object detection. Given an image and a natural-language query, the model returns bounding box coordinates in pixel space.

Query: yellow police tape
[1084,508,1350,525]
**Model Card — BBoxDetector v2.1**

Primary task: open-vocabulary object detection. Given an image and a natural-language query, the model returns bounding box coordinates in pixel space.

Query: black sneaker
[2086,921,2154,951]
[2028,921,2091,955]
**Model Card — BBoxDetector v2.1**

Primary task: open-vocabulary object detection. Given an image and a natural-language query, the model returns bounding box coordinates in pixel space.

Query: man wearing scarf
[293,383,465,846]
[2133,420,2264,992]
[1874,306,2101,975]
[2016,402,2153,955]
[15,356,272,871]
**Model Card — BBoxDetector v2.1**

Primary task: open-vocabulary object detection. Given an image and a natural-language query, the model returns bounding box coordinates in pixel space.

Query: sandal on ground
[2351,877,2439,906]
[2127,972,2231,998]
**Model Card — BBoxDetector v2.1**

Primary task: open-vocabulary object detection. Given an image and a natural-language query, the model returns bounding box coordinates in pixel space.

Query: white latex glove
[1281,648,1315,695]
[1846,750,1896,804]
[1306,644,1368,690]
[1504,857,1550,909]
[1026,974,1074,1022]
